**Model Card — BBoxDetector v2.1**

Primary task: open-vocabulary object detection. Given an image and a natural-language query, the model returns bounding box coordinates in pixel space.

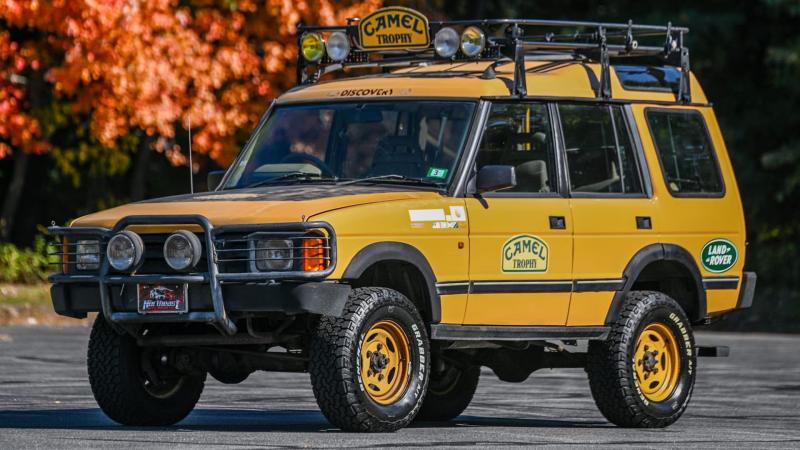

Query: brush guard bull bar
[48,215,337,336]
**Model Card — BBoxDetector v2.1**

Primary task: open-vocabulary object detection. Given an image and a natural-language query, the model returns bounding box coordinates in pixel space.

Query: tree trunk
[1,149,30,240]
[130,136,152,201]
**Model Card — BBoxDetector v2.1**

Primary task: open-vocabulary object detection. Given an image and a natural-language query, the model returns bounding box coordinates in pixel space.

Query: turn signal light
[302,237,326,272]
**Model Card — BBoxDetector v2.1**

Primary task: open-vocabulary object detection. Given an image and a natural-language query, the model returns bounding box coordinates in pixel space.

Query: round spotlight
[163,230,202,271]
[460,26,485,57]
[106,231,144,272]
[434,27,459,58]
[301,32,325,62]
[325,31,351,62]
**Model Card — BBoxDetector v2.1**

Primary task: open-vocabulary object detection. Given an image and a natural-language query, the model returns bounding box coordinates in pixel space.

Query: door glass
[560,104,644,194]
[476,102,556,193]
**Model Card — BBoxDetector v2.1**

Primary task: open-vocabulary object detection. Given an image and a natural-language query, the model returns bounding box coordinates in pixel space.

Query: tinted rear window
[615,65,681,93]
[646,110,724,195]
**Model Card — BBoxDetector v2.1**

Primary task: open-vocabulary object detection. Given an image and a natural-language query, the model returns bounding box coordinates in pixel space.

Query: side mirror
[476,165,516,193]
[207,171,226,191]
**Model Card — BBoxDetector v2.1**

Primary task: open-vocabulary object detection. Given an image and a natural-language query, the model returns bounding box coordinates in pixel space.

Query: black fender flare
[341,242,441,323]
[605,243,706,324]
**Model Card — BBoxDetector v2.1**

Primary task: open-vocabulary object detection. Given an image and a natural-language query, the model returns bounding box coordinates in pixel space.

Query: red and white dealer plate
[137,284,188,314]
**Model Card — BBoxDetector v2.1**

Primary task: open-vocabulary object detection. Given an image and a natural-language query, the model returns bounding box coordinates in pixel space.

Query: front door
[463,101,573,326]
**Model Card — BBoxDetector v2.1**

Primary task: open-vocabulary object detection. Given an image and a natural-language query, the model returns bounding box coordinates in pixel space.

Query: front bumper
[48,214,340,335]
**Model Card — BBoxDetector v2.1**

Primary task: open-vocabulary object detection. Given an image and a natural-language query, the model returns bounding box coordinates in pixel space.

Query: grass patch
[0,284,51,306]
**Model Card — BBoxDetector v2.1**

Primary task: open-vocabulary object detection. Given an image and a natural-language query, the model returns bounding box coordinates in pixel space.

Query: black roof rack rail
[296,17,691,103]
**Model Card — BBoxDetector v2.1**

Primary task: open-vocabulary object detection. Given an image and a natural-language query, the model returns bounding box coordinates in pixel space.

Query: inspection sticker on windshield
[426,167,449,179]
[409,206,466,229]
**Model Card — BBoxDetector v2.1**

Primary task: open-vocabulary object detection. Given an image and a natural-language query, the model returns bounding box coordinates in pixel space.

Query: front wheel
[309,287,430,432]
[87,317,206,426]
[586,290,696,428]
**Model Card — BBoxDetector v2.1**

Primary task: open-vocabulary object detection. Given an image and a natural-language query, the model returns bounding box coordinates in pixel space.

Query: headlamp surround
[163,230,202,272]
[106,230,144,272]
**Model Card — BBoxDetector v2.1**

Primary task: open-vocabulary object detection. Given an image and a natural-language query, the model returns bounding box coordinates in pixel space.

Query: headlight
[434,27,459,58]
[254,239,294,271]
[163,230,202,271]
[76,240,100,271]
[460,26,485,57]
[325,31,350,62]
[106,231,144,272]
[301,32,325,62]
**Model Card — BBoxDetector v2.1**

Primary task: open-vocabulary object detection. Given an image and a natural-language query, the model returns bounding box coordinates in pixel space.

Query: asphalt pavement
[0,326,798,449]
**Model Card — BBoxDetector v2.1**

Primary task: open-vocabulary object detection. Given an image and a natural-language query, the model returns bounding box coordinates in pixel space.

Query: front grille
[49,222,334,279]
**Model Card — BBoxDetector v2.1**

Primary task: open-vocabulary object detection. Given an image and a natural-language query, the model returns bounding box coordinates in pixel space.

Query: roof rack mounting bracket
[512,24,527,97]
[598,26,611,100]
[676,31,692,104]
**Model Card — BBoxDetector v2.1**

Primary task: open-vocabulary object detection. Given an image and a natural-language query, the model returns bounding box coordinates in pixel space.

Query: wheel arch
[605,243,706,324]
[341,242,440,324]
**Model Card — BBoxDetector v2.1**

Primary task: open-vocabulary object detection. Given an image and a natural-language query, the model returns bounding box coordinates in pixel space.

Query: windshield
[224,101,476,189]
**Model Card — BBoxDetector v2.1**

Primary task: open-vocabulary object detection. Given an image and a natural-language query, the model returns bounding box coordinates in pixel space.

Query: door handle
[549,216,566,230]
[636,216,652,230]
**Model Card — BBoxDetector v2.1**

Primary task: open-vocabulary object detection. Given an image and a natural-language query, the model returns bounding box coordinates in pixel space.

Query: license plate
[137,284,188,314]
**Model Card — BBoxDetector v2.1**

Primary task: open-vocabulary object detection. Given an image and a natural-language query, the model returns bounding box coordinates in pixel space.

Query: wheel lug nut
[377,343,383,351]
[378,374,384,381]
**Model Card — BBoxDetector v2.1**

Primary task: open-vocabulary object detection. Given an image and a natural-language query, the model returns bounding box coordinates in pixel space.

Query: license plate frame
[137,283,189,314]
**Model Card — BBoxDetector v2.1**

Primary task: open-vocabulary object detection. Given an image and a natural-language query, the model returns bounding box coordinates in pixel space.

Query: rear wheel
[309,287,430,432]
[87,317,206,426]
[587,290,696,428]
[416,358,479,422]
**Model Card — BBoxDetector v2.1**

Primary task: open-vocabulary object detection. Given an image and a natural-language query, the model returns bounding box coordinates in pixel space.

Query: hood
[70,185,439,231]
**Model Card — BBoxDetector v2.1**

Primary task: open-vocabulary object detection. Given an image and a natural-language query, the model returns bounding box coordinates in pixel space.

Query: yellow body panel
[567,292,615,326]
[462,197,573,325]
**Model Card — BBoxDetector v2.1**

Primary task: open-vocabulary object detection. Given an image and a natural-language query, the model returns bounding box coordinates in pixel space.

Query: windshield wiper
[246,172,336,188]
[339,174,441,187]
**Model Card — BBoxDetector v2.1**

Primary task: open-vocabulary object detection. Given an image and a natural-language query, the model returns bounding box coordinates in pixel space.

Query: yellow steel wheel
[634,322,681,403]
[359,320,411,405]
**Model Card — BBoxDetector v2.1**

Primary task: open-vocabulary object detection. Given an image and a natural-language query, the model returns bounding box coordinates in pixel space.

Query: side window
[646,110,724,195]
[476,102,557,193]
[559,104,644,195]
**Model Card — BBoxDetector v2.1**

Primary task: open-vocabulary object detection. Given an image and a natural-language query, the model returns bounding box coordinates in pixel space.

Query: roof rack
[296,14,691,103]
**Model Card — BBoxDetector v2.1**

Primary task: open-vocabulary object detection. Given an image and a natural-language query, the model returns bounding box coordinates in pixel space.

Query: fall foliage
[0,0,380,166]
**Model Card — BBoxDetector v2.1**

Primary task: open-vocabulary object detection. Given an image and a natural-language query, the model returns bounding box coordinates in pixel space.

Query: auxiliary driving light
[460,26,486,57]
[163,230,202,271]
[106,231,144,272]
[301,32,325,62]
[325,31,351,62]
[434,27,459,58]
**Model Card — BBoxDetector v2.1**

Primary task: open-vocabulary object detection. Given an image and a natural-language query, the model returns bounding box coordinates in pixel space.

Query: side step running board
[697,346,730,357]
[430,324,610,341]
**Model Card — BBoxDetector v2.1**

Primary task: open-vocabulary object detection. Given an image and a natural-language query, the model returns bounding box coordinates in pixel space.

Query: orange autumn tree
[1,0,380,199]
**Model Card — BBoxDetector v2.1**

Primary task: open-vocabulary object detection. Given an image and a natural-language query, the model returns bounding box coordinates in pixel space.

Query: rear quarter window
[646,109,724,196]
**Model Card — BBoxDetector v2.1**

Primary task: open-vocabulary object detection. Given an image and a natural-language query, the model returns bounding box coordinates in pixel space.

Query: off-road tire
[87,317,206,426]
[587,290,696,428]
[416,361,480,422]
[309,287,430,432]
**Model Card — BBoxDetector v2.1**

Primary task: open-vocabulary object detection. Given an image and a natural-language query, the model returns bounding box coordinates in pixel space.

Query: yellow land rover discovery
[49,8,756,432]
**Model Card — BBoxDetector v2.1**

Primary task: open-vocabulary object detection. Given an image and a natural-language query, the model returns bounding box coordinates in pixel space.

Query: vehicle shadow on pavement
[0,408,608,431]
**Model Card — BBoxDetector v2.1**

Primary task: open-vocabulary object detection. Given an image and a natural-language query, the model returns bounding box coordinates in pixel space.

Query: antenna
[188,115,194,194]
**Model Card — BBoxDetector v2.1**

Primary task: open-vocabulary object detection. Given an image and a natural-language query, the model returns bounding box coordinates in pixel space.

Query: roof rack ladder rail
[598,25,611,100]
[512,23,527,97]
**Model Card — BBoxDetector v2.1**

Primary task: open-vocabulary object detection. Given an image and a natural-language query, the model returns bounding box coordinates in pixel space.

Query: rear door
[556,103,659,326]
[463,101,574,326]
